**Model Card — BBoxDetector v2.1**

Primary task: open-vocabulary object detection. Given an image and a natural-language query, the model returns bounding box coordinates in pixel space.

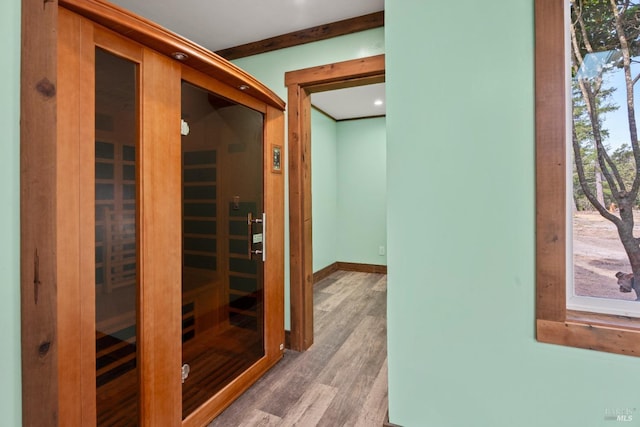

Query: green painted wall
[337,117,386,266]
[233,29,385,328]
[232,28,384,98]
[311,113,387,272]
[14,2,636,425]
[311,108,338,272]
[1,0,21,425]
[386,1,640,426]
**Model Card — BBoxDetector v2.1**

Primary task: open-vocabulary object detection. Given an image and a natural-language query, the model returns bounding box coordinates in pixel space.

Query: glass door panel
[94,47,139,427]
[181,82,265,418]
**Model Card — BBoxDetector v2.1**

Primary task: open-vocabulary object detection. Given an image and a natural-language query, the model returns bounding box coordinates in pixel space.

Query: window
[536,0,640,356]
[568,1,640,317]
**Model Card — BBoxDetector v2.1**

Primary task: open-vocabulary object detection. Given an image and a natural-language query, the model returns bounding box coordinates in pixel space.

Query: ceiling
[110,0,385,120]
[311,83,385,121]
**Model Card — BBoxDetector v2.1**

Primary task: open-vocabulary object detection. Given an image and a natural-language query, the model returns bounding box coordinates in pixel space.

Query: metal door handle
[247,212,266,261]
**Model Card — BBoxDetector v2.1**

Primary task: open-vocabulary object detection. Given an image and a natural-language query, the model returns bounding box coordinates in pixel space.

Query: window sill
[537,310,640,357]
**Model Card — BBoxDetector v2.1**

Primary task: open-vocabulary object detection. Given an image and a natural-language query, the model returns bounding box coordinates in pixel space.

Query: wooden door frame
[285,54,385,351]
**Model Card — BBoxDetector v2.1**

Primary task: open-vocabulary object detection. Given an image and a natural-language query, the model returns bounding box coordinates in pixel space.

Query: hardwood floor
[208,270,388,427]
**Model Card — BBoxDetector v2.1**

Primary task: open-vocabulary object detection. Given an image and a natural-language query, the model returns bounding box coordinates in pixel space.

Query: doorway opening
[285,54,385,351]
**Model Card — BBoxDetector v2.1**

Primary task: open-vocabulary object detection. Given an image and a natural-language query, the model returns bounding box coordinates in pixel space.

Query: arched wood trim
[60,0,285,110]
[285,54,385,351]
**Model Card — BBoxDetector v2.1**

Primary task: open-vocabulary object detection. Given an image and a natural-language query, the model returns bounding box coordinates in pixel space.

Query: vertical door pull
[261,213,266,262]
[247,212,266,261]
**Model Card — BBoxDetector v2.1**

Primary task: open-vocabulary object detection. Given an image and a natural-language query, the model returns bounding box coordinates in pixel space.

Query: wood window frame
[535,0,640,356]
[285,54,385,351]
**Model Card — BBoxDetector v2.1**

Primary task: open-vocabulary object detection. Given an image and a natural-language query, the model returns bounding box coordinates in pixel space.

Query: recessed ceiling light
[171,52,188,61]
[239,84,251,91]
[374,99,384,106]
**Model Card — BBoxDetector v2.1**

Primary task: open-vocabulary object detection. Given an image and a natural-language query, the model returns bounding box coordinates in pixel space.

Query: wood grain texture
[315,274,361,313]
[77,16,98,425]
[59,0,285,109]
[314,262,387,283]
[337,262,387,275]
[313,262,339,284]
[181,65,267,114]
[25,3,287,425]
[216,11,384,61]
[138,47,183,427]
[243,409,283,426]
[537,318,640,356]
[286,56,385,353]
[183,357,283,427]
[535,0,567,322]
[287,84,312,351]
[57,10,83,425]
[354,358,389,427]
[264,105,286,358]
[209,271,388,427]
[291,82,313,352]
[309,75,386,95]
[534,0,640,358]
[280,383,338,426]
[20,0,59,425]
[285,55,385,88]
[57,10,99,425]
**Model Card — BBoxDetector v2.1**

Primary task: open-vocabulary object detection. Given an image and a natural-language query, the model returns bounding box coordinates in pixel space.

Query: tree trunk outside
[596,167,605,207]
[620,236,640,299]
[572,0,640,301]
[616,199,640,298]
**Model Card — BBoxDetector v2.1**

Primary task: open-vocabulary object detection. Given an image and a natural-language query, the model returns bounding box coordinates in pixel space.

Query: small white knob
[181,119,190,136]
[181,363,190,383]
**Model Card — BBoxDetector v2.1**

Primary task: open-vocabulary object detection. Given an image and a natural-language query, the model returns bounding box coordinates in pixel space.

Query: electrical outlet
[378,246,386,256]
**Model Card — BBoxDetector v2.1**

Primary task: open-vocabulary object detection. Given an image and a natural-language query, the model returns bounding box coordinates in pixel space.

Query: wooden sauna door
[56,7,284,427]
[179,80,267,419]
[178,68,285,427]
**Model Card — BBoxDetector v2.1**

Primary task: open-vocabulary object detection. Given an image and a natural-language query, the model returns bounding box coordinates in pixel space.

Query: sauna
[21,0,285,426]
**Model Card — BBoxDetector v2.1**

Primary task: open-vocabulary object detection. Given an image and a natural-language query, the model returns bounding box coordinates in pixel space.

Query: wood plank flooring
[208,270,388,427]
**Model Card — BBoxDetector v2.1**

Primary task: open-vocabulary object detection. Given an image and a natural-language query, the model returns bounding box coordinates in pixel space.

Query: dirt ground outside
[574,211,638,301]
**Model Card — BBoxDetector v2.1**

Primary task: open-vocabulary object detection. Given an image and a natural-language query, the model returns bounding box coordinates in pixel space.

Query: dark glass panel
[95,47,139,426]
[181,82,264,418]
